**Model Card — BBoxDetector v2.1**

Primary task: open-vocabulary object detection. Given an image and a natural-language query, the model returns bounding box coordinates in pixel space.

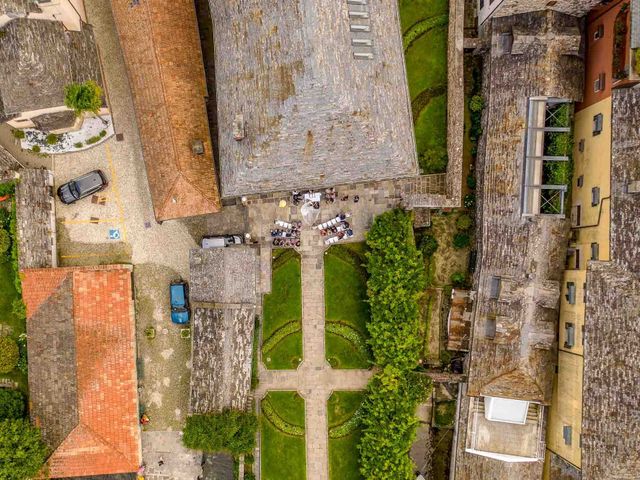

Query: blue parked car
[170,281,190,324]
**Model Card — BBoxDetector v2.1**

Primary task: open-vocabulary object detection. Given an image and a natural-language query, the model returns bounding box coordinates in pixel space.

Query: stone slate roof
[188,246,259,414]
[110,0,221,221]
[22,265,141,478]
[189,248,259,304]
[0,18,102,120]
[454,11,584,479]
[15,168,56,270]
[0,145,20,171]
[0,0,33,16]
[579,87,640,480]
[32,110,78,132]
[210,0,418,197]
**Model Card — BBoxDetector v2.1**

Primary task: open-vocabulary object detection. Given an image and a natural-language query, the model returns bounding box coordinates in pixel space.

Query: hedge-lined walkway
[256,229,373,480]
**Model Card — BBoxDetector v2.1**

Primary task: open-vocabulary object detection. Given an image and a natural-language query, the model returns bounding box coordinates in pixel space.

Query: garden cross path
[256,229,374,480]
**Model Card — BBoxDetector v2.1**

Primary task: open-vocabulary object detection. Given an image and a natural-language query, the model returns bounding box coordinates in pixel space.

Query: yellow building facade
[544,96,612,475]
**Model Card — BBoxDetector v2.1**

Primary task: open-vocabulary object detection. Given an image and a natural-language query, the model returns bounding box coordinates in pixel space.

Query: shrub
[434,401,456,428]
[45,134,59,145]
[15,335,27,375]
[452,233,470,249]
[365,209,425,371]
[418,233,438,258]
[244,474,256,480]
[0,337,19,374]
[11,130,25,140]
[469,95,485,113]
[329,408,362,438]
[450,272,467,288]
[64,80,103,116]
[463,193,476,209]
[419,146,448,174]
[0,419,48,480]
[358,366,431,480]
[99,130,107,137]
[85,135,101,145]
[183,411,258,455]
[0,389,24,420]
[466,172,476,189]
[635,48,640,75]
[74,142,83,149]
[456,214,473,232]
[11,299,25,320]
[30,146,41,154]
[0,229,9,255]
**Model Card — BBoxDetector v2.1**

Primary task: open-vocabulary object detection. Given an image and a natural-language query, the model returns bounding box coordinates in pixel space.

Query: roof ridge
[79,422,138,464]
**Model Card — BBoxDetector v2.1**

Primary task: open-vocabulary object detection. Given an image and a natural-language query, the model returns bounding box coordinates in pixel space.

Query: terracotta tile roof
[22,265,141,478]
[110,0,221,221]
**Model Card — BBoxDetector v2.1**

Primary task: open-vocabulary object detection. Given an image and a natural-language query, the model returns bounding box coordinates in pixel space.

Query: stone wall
[481,0,601,25]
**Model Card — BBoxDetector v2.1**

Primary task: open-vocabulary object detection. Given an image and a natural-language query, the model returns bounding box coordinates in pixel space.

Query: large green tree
[0,419,48,480]
[64,80,103,116]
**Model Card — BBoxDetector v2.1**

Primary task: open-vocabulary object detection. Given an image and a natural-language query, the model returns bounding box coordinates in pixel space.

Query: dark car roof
[73,170,105,195]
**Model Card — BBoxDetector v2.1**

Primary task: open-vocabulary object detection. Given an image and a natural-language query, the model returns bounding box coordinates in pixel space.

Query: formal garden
[260,391,306,480]
[261,249,303,370]
[328,391,365,480]
[399,0,449,174]
[324,244,371,369]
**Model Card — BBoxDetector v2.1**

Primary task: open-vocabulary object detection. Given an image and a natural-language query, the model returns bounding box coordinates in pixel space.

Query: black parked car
[57,170,109,204]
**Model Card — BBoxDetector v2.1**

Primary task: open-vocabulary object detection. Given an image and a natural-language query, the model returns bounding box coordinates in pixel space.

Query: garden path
[256,228,373,480]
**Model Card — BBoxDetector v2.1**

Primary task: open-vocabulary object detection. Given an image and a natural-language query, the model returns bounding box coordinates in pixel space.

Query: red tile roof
[110,0,221,221]
[22,265,141,478]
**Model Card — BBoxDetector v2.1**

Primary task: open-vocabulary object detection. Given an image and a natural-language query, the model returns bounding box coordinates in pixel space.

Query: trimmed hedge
[261,399,304,437]
[329,408,362,439]
[183,410,257,455]
[325,322,370,359]
[358,366,431,480]
[365,209,425,371]
[261,321,301,354]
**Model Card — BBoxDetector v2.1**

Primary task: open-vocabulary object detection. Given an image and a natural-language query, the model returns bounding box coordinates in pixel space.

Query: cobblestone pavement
[141,432,203,480]
[256,228,374,480]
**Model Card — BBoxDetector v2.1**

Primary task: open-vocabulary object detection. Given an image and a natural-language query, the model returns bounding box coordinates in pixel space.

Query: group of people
[271,220,302,248]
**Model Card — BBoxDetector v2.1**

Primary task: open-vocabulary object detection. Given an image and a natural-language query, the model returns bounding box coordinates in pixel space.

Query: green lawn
[261,392,306,480]
[328,391,365,480]
[400,0,449,174]
[324,244,371,369]
[262,250,303,370]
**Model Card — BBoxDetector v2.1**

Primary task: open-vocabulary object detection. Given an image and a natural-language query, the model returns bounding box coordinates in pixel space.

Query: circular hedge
[0,337,19,374]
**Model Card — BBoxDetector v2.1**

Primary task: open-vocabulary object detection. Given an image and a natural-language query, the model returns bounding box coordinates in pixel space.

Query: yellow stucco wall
[545,97,612,472]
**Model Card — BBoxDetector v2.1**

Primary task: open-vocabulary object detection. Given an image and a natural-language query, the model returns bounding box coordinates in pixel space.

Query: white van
[201,235,243,249]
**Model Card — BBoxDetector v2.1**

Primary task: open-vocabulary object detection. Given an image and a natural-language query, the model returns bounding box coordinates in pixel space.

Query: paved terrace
[209,0,418,197]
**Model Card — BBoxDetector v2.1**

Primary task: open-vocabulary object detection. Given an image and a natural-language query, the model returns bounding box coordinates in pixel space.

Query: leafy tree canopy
[0,389,25,420]
[0,419,48,480]
[64,80,103,116]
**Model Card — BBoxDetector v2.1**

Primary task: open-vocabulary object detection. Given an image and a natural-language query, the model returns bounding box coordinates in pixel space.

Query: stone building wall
[480,0,602,25]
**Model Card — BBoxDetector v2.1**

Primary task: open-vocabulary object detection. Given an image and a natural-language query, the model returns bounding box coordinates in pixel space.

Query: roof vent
[191,139,204,155]
[626,180,640,194]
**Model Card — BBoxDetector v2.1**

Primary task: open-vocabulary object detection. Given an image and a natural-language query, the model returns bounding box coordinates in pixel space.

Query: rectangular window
[578,139,585,152]
[566,282,576,304]
[591,242,599,260]
[593,114,603,135]
[489,276,502,299]
[583,282,587,303]
[575,249,581,269]
[594,73,606,92]
[591,186,600,206]
[564,322,575,348]
[563,425,573,446]
[485,316,496,339]
[581,325,585,346]
[577,175,584,187]
[479,0,485,9]
[594,24,604,40]
[571,205,581,227]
